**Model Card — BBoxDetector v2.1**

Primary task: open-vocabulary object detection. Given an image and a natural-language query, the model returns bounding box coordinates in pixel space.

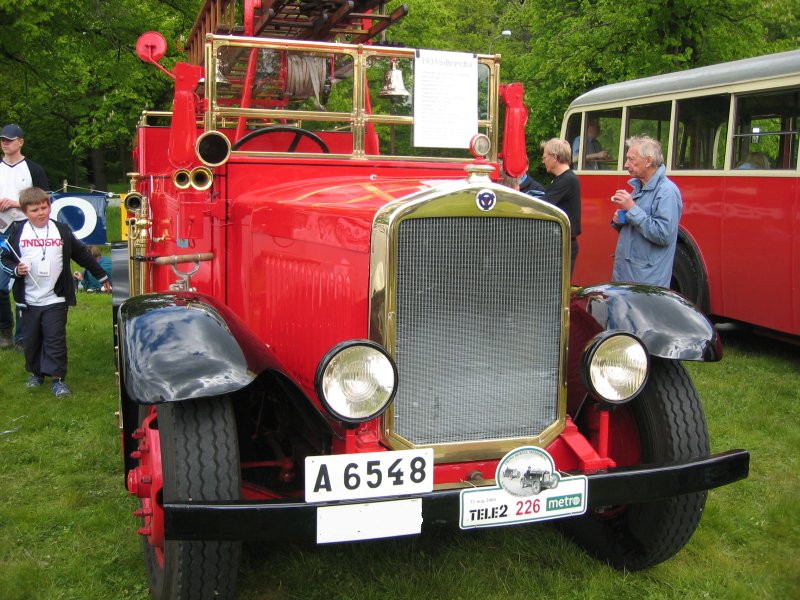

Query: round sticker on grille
[496,447,560,497]
[476,189,497,211]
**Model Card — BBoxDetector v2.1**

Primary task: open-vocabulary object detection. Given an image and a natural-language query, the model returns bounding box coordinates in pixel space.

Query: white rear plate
[316,498,423,543]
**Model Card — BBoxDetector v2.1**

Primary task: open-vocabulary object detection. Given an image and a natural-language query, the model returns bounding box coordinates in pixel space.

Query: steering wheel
[231,126,330,153]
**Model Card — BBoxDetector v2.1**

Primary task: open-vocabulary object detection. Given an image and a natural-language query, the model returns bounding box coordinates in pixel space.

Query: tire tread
[560,358,710,570]
[147,399,242,600]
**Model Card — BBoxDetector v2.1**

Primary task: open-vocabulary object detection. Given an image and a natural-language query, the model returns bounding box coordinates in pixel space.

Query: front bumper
[164,449,749,541]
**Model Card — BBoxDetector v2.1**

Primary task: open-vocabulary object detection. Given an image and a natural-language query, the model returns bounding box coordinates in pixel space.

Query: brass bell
[380,59,409,97]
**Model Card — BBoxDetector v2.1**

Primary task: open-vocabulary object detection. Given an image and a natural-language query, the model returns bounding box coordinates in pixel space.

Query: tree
[0,0,198,189]
[386,0,505,53]
[1,0,797,188]
[500,0,800,177]
[393,0,799,180]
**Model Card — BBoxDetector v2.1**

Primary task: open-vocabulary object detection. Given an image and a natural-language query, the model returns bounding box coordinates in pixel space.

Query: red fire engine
[115,1,749,598]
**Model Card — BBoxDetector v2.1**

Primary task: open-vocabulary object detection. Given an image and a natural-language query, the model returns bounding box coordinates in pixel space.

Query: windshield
[205,36,498,161]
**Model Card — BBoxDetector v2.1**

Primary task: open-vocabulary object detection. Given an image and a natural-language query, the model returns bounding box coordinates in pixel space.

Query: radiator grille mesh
[393,217,563,445]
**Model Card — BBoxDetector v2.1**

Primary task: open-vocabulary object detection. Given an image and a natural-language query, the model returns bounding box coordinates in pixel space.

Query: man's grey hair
[540,138,572,165]
[626,135,664,168]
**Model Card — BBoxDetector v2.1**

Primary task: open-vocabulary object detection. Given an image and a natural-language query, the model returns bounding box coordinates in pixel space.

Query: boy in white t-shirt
[0,187,110,398]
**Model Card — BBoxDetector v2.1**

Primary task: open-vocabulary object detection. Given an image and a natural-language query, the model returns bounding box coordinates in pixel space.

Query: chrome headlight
[315,341,398,423]
[581,332,649,404]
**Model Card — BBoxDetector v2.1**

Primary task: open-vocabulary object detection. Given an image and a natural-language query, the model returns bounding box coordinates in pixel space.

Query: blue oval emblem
[476,189,496,212]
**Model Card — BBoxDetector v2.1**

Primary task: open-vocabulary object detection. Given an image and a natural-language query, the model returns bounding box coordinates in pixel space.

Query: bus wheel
[671,244,705,310]
[559,358,710,570]
[131,399,242,600]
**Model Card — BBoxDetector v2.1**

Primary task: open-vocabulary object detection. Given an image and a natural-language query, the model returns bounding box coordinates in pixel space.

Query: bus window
[627,102,671,161]
[732,89,799,170]
[573,109,621,170]
[673,94,730,170]
[565,112,581,166]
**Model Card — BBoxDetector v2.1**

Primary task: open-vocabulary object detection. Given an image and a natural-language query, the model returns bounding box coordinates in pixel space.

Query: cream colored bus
[562,49,800,337]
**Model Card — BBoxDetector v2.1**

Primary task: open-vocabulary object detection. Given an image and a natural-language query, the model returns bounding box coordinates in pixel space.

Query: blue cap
[1,124,24,140]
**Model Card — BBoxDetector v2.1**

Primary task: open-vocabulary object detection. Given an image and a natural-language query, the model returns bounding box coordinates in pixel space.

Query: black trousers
[571,237,579,274]
[21,303,69,380]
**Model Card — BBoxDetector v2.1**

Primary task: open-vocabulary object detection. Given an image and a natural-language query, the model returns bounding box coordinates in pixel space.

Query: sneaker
[52,379,71,399]
[26,374,44,388]
[13,342,23,353]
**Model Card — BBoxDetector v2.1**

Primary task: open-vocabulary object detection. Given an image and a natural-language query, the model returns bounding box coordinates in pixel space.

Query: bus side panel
[572,173,628,286]
[671,175,725,313]
[796,181,800,335]
[718,175,797,335]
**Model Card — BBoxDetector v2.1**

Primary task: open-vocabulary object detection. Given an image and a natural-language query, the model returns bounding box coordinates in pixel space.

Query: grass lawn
[0,293,797,599]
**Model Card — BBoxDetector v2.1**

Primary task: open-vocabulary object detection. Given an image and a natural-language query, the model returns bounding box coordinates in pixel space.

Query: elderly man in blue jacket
[610,135,682,287]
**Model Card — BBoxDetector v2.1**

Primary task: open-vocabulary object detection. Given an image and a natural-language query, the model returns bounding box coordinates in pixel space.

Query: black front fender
[570,283,722,362]
[117,292,287,403]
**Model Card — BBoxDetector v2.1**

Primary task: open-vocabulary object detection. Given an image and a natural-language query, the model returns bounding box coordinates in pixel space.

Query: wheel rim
[127,406,166,567]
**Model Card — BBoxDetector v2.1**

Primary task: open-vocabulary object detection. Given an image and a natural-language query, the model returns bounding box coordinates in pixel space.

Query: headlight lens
[583,333,649,404]
[316,342,397,423]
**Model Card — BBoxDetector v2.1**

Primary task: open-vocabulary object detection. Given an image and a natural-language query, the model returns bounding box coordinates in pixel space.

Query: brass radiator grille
[392,217,563,446]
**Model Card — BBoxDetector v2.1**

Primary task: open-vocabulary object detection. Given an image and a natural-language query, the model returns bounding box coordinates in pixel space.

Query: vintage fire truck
[114,1,750,598]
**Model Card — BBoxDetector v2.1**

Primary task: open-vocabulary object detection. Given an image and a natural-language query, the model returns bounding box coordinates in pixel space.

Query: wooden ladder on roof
[185,0,408,66]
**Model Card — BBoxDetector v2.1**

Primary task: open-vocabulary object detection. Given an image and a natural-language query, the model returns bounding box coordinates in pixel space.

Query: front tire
[561,358,710,570]
[138,398,242,600]
[671,244,707,311]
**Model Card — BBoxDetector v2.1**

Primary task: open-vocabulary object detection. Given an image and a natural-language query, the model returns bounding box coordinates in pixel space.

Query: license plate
[316,498,423,543]
[305,448,434,503]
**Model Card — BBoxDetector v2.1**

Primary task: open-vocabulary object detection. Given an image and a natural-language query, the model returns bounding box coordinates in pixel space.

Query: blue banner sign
[51,191,110,244]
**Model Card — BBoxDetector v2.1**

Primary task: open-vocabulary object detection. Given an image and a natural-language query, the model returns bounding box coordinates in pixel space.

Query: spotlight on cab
[196,130,231,167]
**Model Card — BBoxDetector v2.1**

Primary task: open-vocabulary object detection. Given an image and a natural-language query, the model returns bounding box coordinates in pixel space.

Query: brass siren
[190,166,213,190]
[173,169,191,189]
[172,167,213,191]
[380,59,409,97]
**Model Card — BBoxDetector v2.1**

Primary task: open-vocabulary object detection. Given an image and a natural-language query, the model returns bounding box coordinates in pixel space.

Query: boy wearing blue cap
[0,124,49,350]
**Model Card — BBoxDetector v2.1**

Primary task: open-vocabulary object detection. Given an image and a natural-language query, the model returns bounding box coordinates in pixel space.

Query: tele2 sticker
[460,446,587,529]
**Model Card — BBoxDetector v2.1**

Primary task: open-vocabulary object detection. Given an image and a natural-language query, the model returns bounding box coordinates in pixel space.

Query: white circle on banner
[51,197,98,239]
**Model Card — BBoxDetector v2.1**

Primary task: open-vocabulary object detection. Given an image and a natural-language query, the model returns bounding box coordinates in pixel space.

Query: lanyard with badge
[31,222,51,277]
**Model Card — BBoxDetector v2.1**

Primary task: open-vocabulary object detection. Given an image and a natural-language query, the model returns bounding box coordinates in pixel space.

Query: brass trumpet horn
[190,166,213,191]
[173,169,191,190]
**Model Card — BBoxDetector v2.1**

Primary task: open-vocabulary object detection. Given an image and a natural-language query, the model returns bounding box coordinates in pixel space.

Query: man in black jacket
[0,187,109,398]
[540,138,581,274]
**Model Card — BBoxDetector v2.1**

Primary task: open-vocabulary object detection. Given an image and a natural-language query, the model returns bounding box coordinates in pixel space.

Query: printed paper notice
[413,50,478,148]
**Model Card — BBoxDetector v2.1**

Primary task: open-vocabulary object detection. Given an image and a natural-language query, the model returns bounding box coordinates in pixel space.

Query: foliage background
[0,0,798,187]
[0,0,198,188]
